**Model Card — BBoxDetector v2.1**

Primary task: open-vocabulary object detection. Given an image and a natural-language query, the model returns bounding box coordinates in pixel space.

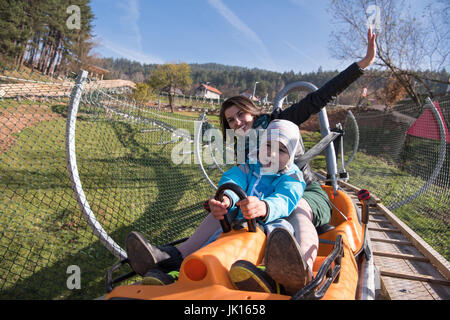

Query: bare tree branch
[328,0,449,105]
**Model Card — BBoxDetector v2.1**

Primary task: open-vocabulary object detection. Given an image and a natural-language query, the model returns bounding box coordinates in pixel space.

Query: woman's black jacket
[271,62,364,184]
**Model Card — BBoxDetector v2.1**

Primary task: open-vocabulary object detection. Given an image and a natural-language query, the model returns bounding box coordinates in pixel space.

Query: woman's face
[224,105,255,136]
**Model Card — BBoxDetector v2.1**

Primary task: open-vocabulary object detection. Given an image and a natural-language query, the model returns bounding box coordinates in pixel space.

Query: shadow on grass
[0,153,206,299]
[0,120,210,299]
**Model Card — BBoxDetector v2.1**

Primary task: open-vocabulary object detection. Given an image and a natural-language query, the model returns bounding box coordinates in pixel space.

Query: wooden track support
[330,176,450,300]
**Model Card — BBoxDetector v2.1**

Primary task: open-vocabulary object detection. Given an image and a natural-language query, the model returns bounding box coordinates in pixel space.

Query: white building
[195,84,222,100]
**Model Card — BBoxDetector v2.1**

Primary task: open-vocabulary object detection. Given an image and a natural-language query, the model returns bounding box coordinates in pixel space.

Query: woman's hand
[357,26,376,69]
[209,196,231,220]
[237,196,268,220]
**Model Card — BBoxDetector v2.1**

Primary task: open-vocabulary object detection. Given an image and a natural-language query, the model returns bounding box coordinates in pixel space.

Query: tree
[0,0,96,76]
[0,0,32,66]
[131,82,152,104]
[329,0,450,105]
[148,63,192,112]
[374,76,407,109]
[60,0,96,75]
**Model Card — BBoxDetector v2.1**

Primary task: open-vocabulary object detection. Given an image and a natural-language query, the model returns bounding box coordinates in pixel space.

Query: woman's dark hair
[219,96,265,136]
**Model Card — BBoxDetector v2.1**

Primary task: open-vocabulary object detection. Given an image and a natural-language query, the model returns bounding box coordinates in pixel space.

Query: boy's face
[258,140,290,172]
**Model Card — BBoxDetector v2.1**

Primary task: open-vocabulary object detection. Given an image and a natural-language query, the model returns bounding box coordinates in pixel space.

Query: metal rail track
[338,180,450,300]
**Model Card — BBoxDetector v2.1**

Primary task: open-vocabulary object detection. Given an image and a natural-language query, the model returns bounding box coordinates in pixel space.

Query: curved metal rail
[66,72,194,260]
[273,81,339,193]
[195,113,219,190]
[388,97,447,211]
[65,70,127,260]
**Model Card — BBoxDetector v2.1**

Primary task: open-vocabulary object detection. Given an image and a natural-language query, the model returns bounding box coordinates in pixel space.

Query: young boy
[141,119,306,289]
[207,119,306,241]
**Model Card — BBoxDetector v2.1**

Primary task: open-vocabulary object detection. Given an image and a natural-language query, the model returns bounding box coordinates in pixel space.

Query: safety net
[0,68,448,299]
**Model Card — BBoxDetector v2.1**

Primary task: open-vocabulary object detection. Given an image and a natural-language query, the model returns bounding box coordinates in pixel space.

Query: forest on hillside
[1,1,448,106]
[98,57,346,101]
[98,57,450,105]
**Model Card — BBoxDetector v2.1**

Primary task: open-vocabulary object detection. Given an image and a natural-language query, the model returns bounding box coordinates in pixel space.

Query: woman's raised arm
[274,28,376,125]
[357,26,376,69]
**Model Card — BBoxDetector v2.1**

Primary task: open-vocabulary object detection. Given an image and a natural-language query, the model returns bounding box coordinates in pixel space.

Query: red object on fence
[362,88,367,98]
[406,101,450,143]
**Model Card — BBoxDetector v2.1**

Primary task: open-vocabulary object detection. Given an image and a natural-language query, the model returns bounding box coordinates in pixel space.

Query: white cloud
[207,0,277,70]
[207,0,262,48]
[283,41,321,68]
[100,39,164,64]
[118,0,143,50]
[100,0,162,64]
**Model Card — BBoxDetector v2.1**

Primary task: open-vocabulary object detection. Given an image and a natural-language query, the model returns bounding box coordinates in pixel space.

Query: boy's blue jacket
[218,162,306,225]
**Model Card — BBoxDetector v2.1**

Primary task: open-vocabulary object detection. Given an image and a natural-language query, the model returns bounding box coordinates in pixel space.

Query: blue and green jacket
[218,162,306,225]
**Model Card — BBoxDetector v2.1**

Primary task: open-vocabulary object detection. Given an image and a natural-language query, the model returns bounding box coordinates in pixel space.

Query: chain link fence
[340,97,449,260]
[0,69,217,299]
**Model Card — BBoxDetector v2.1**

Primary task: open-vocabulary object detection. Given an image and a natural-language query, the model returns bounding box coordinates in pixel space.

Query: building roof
[198,84,222,95]
[86,65,109,75]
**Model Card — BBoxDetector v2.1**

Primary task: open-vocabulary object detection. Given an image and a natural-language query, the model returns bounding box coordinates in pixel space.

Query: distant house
[195,83,222,100]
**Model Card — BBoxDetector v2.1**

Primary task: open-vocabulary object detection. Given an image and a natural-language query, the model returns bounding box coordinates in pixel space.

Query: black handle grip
[220,218,232,233]
[106,259,136,293]
[358,189,370,224]
[215,183,257,233]
[203,199,231,233]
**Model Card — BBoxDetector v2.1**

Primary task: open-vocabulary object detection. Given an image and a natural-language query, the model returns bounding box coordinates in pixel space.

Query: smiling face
[220,96,263,137]
[258,140,290,172]
[224,105,256,136]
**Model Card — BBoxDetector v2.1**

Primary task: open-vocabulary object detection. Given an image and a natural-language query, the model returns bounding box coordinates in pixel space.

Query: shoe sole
[125,231,157,276]
[142,269,176,286]
[229,260,277,293]
[265,228,309,294]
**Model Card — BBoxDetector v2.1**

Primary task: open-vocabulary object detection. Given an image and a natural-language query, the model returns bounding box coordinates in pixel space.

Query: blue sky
[90,0,428,73]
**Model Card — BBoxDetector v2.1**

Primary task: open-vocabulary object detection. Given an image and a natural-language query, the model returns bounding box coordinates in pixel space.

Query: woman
[125,28,376,292]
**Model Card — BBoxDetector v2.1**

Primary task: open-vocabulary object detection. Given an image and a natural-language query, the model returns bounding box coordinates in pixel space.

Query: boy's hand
[236,196,268,220]
[208,196,231,220]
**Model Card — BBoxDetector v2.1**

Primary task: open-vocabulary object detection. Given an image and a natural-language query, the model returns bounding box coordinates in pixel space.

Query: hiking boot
[229,260,282,294]
[142,269,179,286]
[265,228,312,296]
[125,231,183,276]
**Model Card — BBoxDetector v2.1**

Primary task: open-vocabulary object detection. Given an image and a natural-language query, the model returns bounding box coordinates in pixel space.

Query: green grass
[1,66,65,83]
[0,112,213,299]
[300,130,448,260]
[342,152,449,260]
[155,95,222,110]
[0,104,448,300]
[302,131,327,169]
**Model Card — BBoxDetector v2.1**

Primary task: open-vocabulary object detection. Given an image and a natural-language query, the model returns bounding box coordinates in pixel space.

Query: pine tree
[0,0,96,75]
